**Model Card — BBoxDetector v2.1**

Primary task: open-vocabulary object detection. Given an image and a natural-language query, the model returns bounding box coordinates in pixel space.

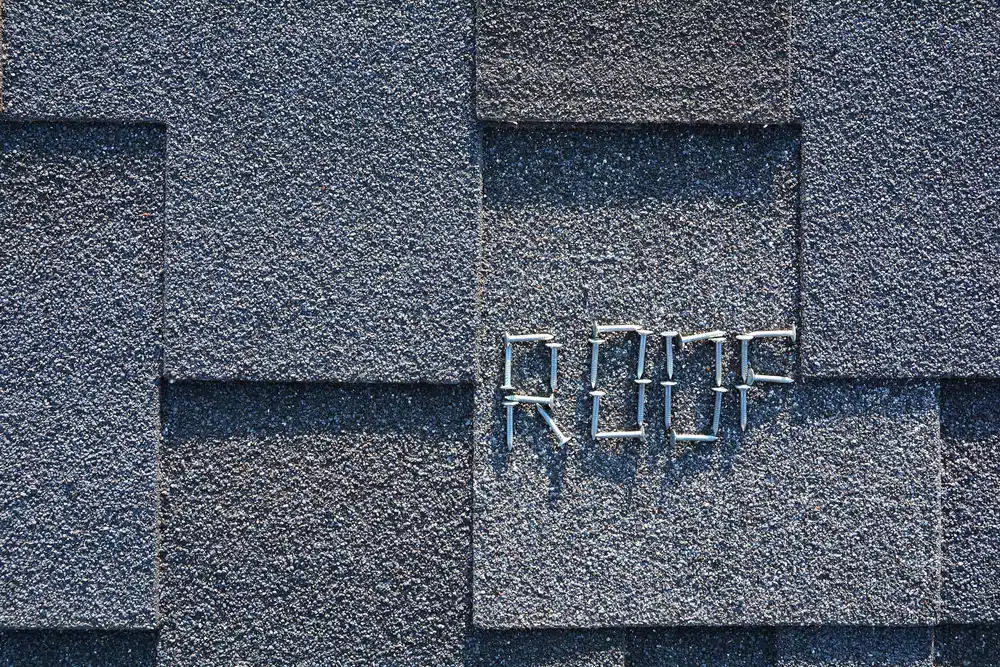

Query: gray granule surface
[774,627,933,666]
[3,0,480,384]
[794,1,1000,378]
[476,0,790,123]
[0,122,163,628]
[474,126,940,627]
[157,382,472,666]
[633,628,775,666]
[940,381,1000,622]
[467,630,626,666]
[934,625,1000,667]
[0,630,157,666]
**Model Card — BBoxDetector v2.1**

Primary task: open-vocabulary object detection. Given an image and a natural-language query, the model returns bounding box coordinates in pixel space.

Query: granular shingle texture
[467,630,626,666]
[775,628,933,666]
[157,382,472,666]
[473,126,940,628]
[0,631,157,667]
[795,1,1000,378]
[940,381,1000,622]
[3,0,480,383]
[934,625,1000,667]
[0,121,163,628]
[476,0,791,123]
[633,628,775,666]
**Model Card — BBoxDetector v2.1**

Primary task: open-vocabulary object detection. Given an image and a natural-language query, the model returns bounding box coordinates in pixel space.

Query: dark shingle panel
[0,121,163,628]
[634,628,775,666]
[775,627,933,666]
[468,630,627,666]
[476,0,791,123]
[941,381,1000,622]
[473,126,940,628]
[934,626,1000,667]
[0,631,156,666]
[157,383,471,666]
[795,1,1000,378]
[3,0,480,383]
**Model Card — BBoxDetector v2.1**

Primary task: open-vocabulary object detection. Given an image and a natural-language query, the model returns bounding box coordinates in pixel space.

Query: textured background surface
[157,383,472,666]
[476,0,791,123]
[3,0,480,383]
[0,121,163,628]
[774,627,934,666]
[473,126,939,628]
[795,0,1000,378]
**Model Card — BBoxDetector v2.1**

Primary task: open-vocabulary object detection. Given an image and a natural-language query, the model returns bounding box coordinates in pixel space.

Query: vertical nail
[711,386,727,435]
[589,337,603,389]
[735,384,750,432]
[712,336,726,387]
[502,335,514,390]
[636,378,652,425]
[736,334,753,382]
[660,380,677,430]
[636,329,653,379]
[546,342,562,393]
[589,390,605,439]
[504,400,517,450]
[661,331,678,379]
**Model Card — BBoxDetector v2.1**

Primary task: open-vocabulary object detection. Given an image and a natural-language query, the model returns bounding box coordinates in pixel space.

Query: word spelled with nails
[502,324,796,450]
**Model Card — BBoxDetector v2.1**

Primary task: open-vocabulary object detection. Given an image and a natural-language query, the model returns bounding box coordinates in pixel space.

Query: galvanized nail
[736,334,753,382]
[596,426,646,440]
[636,329,653,379]
[660,379,677,430]
[505,333,556,343]
[546,342,562,393]
[595,323,642,334]
[712,336,726,387]
[589,337,603,389]
[670,430,717,448]
[504,400,517,450]
[537,404,571,447]
[735,384,750,432]
[711,386,727,435]
[589,390,605,439]
[745,367,793,386]
[661,330,678,379]
[502,337,514,390]
[505,394,555,405]
[636,378,652,425]
[679,329,726,348]
[746,324,796,342]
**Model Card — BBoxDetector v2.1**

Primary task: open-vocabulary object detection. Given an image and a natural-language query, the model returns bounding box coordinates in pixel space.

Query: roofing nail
[589,390,605,439]
[745,367,793,386]
[502,337,514,390]
[711,386,728,435]
[636,378,652,425]
[711,336,726,387]
[536,404,571,447]
[746,324,796,342]
[660,379,677,430]
[503,400,517,450]
[670,430,717,448]
[597,426,646,440]
[636,329,653,379]
[679,330,726,349]
[661,330,678,379]
[735,384,750,432]
[505,333,556,343]
[736,334,753,382]
[595,323,642,334]
[589,337,603,389]
[504,394,555,405]
[546,342,562,393]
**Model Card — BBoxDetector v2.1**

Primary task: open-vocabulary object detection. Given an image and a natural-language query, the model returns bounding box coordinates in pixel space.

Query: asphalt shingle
[0,121,163,628]
[775,628,933,666]
[157,383,472,666]
[0,631,156,667]
[941,380,1000,622]
[473,126,940,628]
[633,628,775,666]
[3,0,480,383]
[476,0,791,123]
[468,630,627,666]
[795,1,1000,378]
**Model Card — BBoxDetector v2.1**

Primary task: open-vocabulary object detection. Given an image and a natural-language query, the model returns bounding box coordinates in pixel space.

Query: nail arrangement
[500,323,796,451]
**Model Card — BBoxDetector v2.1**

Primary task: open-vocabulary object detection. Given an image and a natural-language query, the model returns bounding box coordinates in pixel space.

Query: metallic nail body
[636,378,651,424]
[660,380,677,430]
[670,430,718,448]
[546,342,562,393]
[679,330,726,348]
[504,400,517,450]
[661,331,678,379]
[589,338,603,389]
[505,394,555,405]
[712,336,725,387]
[589,390,605,438]
[636,329,652,379]
[597,428,646,440]
[745,368,793,386]
[536,405,571,447]
[735,384,750,432]
[746,325,796,342]
[595,323,642,334]
[736,334,753,382]
[502,337,514,390]
[711,386,727,435]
